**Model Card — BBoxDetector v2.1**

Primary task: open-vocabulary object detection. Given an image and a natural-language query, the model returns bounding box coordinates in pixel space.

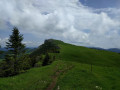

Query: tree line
[0,27,60,77]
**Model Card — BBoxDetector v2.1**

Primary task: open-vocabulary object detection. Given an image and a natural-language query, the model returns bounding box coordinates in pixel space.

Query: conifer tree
[6,27,25,73]
[6,27,25,58]
[42,53,50,66]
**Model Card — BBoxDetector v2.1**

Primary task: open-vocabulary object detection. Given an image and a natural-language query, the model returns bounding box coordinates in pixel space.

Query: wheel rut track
[46,65,74,90]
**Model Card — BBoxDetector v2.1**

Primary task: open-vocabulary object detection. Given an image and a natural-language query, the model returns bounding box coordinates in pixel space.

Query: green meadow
[0,40,120,90]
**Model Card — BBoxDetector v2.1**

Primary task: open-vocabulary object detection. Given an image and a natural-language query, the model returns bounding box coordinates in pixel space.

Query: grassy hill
[58,41,120,67]
[0,39,120,90]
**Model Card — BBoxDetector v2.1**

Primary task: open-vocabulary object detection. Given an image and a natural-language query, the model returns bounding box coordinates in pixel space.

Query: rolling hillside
[57,40,120,67]
[0,39,120,90]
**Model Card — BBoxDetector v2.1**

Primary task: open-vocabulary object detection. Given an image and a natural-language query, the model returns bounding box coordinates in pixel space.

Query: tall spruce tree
[6,27,25,57]
[6,27,25,73]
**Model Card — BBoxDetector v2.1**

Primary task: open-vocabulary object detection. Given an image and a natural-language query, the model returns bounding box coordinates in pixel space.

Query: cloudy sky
[0,0,120,48]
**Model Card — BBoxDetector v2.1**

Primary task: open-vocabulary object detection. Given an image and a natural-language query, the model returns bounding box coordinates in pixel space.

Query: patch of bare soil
[46,65,73,90]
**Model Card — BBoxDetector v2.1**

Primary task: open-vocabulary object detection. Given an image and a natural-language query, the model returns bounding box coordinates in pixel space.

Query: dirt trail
[46,65,74,90]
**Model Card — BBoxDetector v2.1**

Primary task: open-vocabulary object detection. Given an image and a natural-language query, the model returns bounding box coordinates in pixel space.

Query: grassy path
[47,63,74,90]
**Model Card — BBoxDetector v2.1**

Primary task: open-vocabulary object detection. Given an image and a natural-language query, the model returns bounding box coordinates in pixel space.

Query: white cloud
[0,37,41,47]
[0,0,120,48]
[0,38,8,47]
[23,41,42,47]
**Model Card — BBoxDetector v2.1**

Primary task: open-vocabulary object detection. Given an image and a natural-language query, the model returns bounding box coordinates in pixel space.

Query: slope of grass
[0,60,120,90]
[0,64,53,90]
[0,40,120,90]
[58,42,120,67]
[0,61,72,90]
[55,62,120,90]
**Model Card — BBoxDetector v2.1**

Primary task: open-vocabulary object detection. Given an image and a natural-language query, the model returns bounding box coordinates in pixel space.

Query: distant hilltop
[1,45,120,53]
[88,47,120,53]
